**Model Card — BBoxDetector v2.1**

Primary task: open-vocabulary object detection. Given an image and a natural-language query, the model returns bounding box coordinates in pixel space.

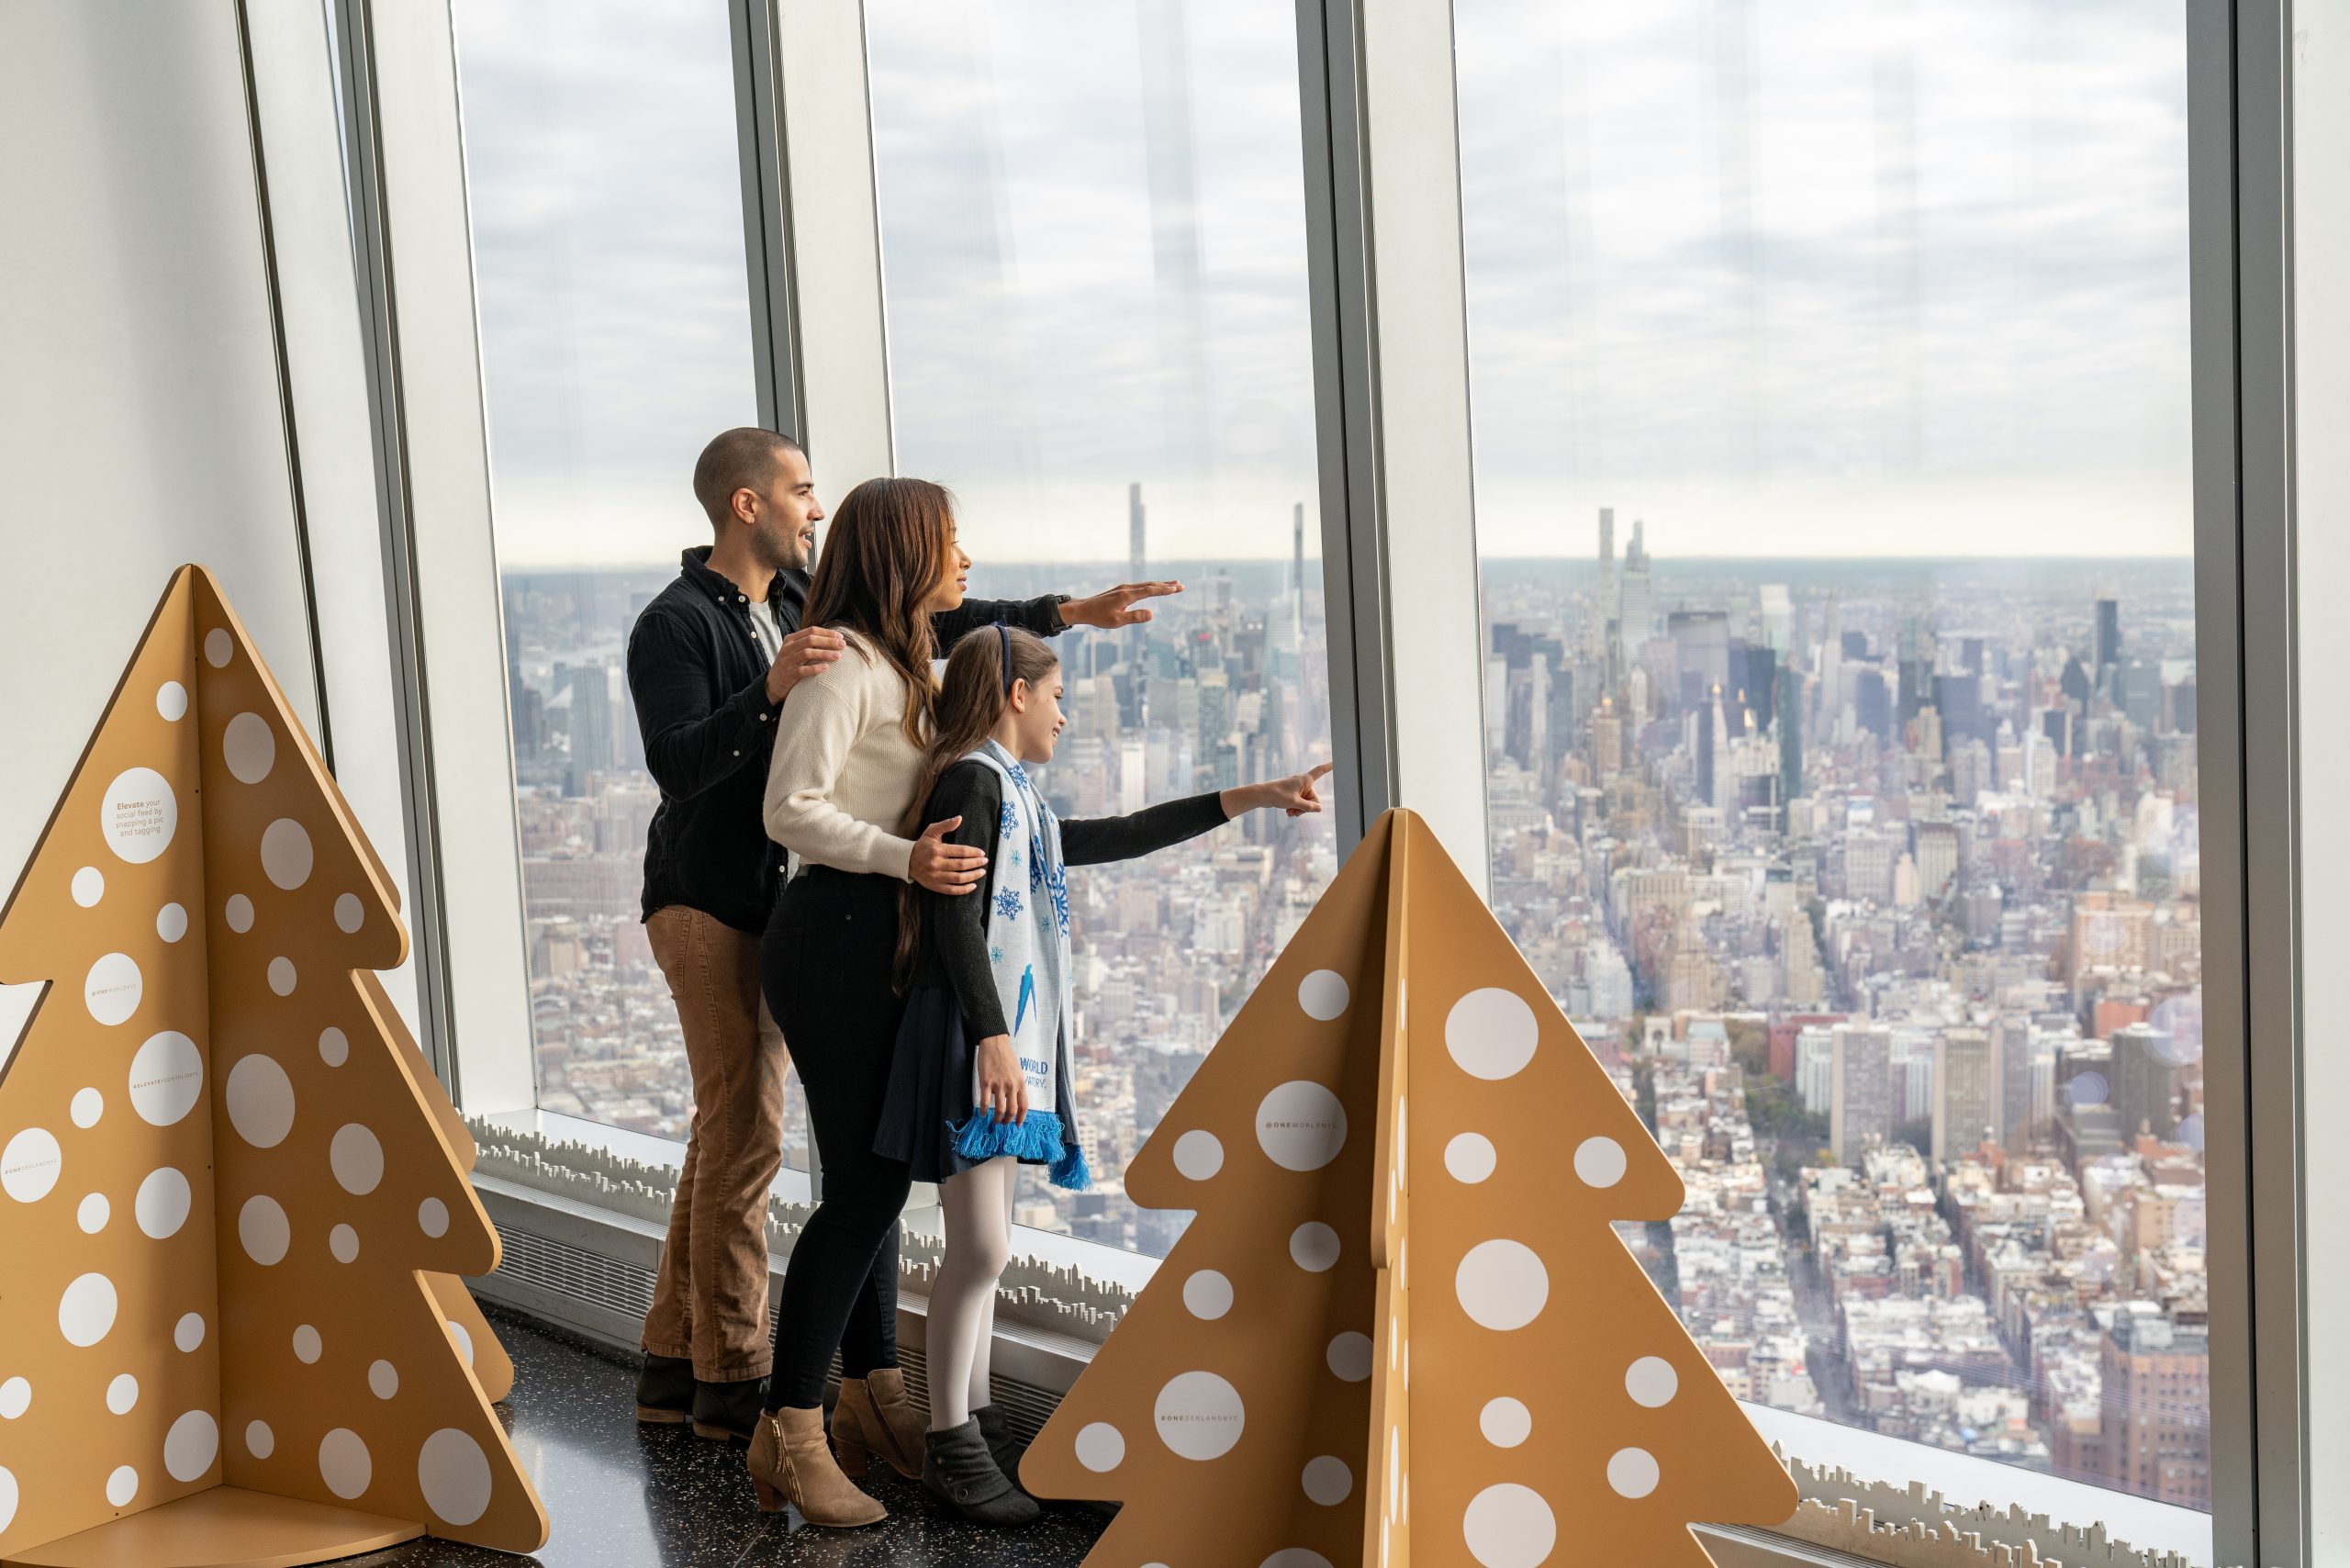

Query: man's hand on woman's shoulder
[764,626,846,704]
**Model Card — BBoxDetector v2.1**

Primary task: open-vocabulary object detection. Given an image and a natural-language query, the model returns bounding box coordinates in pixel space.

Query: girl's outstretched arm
[1060,790,1230,867]
[1058,763,1333,868]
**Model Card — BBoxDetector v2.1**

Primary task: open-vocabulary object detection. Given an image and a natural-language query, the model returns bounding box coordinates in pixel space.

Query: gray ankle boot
[972,1403,1022,1480]
[923,1417,1040,1527]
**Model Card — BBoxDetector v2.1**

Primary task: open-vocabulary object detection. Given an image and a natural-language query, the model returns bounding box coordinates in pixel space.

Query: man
[628,427,1179,1441]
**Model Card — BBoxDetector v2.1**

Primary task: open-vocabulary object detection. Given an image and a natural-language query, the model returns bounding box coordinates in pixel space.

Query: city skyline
[1471,504,2206,1509]
[490,518,2210,1511]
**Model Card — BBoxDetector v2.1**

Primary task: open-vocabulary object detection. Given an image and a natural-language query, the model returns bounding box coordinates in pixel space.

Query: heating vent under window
[492,1221,656,1326]
[478,1212,1062,1446]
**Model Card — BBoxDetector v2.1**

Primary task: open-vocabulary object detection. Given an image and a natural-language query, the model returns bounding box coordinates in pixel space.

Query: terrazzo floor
[352,1306,1108,1568]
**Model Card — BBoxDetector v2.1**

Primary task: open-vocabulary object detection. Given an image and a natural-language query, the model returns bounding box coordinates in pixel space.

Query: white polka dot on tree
[1444,987,1539,1080]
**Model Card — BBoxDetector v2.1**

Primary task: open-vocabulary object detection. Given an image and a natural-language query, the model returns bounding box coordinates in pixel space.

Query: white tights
[927,1156,1017,1431]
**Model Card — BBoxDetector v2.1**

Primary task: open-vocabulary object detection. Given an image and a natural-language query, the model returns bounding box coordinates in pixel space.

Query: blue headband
[996,622,1013,694]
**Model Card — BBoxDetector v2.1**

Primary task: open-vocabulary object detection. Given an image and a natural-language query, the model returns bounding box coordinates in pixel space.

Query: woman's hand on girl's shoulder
[1225,762,1333,819]
[911,815,987,894]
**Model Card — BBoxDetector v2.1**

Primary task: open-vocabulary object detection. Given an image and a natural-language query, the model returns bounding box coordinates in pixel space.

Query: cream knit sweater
[761,629,924,880]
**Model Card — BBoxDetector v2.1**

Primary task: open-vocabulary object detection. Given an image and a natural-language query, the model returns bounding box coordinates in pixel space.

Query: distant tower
[1617,518,1653,676]
[1776,657,1803,832]
[1129,482,1147,582]
[1598,506,1616,605]
[1696,682,1722,809]
[2094,595,2121,688]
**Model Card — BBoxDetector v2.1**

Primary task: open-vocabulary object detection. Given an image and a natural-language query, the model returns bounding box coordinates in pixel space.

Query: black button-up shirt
[628,546,1069,932]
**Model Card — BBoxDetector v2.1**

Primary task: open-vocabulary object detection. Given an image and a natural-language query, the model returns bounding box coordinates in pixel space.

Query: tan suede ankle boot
[830,1368,925,1481]
[746,1406,886,1527]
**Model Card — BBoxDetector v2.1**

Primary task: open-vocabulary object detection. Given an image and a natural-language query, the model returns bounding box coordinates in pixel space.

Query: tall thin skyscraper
[1598,506,1615,604]
[1776,657,1802,829]
[2095,596,2121,686]
[1129,482,1147,582]
[1617,518,1653,675]
[1695,684,1719,807]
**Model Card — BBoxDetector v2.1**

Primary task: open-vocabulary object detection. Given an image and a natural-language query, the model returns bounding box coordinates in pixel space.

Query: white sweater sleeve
[761,655,918,880]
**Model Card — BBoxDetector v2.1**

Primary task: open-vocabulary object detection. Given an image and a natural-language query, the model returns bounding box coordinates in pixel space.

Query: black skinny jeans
[762,867,915,1410]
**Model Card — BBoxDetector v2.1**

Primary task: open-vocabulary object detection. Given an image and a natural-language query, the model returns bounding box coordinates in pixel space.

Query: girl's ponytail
[892,624,1061,989]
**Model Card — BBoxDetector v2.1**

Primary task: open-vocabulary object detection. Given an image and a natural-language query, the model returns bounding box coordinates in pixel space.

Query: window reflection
[869,0,1337,1256]
[1459,0,2207,1510]
[455,0,816,1172]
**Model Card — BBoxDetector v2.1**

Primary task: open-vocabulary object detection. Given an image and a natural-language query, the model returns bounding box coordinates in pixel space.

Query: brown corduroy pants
[638,905,787,1383]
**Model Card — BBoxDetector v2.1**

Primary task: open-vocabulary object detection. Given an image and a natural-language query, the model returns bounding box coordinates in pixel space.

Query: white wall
[0,2,432,1048]
[2292,2,2349,1558]
[0,3,319,889]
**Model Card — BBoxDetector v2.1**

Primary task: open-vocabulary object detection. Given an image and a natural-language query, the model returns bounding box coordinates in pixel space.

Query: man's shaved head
[693,427,804,530]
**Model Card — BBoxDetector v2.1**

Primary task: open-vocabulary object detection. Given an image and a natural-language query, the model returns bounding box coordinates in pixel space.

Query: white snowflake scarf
[950,739,1086,1187]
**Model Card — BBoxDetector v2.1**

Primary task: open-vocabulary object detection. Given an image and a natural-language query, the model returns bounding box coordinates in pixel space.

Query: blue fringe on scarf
[951,1109,1091,1191]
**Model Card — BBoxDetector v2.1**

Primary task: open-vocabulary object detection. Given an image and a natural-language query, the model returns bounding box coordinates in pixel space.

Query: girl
[746,477,995,1527]
[876,623,1330,1524]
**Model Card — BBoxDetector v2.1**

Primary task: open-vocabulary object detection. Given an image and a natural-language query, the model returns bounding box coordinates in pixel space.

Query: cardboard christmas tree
[0,566,547,1565]
[1023,809,1797,1567]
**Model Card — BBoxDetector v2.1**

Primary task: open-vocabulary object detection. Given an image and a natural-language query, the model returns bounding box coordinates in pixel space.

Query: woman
[746,476,987,1526]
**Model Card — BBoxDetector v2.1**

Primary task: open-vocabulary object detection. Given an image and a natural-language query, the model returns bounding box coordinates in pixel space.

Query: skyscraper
[1931,1027,1996,1164]
[1129,482,1147,583]
[2095,595,2121,686]
[1830,1025,1894,1164]
[1598,506,1615,606]
[1776,658,1802,831]
[2111,1021,2181,1139]
[1695,683,1721,808]
[1617,518,1653,675]
[1992,1016,2044,1151]
[558,662,611,793]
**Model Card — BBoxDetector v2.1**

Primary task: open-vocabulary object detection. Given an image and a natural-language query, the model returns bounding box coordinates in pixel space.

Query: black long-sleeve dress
[870,758,1230,1182]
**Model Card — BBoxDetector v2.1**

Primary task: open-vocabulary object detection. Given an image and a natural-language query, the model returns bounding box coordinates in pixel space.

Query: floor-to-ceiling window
[453,0,812,1170]
[867,0,1338,1258]
[1457,0,2209,1517]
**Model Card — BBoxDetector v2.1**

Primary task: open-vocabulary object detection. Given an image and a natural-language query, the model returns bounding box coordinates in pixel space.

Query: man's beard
[759,524,811,576]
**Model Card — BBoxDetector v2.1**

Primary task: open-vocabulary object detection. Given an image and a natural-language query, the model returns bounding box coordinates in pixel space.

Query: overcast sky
[455,0,2192,566]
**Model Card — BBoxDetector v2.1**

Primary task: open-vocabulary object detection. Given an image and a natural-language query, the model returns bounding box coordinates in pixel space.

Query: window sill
[476,1106,1161,1294]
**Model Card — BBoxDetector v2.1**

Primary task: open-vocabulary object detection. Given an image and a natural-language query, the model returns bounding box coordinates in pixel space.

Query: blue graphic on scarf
[949,741,1085,1189]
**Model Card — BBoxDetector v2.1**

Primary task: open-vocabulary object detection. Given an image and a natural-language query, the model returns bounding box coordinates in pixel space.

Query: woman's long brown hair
[800,476,958,745]
[893,624,1062,990]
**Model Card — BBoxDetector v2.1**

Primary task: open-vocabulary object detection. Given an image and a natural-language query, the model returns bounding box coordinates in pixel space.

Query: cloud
[1455,0,2193,554]
[454,0,759,562]
[456,0,2195,566]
